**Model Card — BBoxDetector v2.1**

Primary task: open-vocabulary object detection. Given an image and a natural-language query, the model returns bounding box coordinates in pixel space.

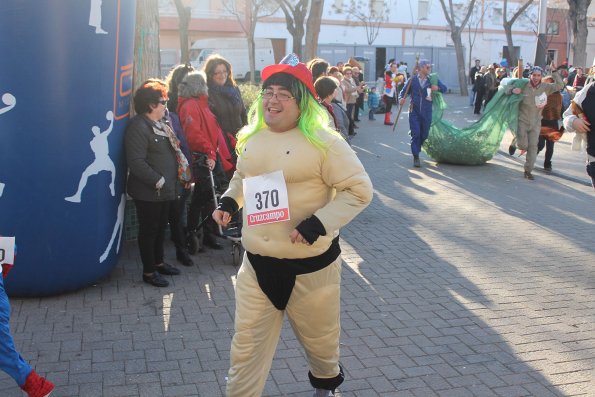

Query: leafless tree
[222,0,279,83]
[502,0,535,68]
[524,8,568,65]
[275,0,326,61]
[466,2,490,75]
[567,0,591,67]
[276,0,309,58]
[304,0,325,60]
[172,0,192,64]
[332,0,388,45]
[437,0,477,96]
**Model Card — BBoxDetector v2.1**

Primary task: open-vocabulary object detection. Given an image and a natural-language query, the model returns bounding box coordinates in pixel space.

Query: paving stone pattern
[2,94,593,396]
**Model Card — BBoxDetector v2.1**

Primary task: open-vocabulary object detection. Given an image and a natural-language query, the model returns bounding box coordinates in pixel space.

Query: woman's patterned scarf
[153,120,192,183]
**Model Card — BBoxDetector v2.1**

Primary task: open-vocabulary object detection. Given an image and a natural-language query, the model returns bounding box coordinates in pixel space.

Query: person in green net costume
[422,62,564,177]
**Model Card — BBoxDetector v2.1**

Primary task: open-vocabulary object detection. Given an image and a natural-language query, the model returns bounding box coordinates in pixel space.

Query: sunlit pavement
[2,94,593,396]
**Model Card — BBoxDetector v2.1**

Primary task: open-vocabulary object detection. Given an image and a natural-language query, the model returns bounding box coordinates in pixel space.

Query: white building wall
[253,0,540,67]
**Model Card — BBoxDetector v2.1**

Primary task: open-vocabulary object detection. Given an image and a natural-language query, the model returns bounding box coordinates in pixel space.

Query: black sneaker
[413,157,421,168]
[544,164,552,173]
[143,272,169,287]
[156,263,181,275]
[508,144,516,155]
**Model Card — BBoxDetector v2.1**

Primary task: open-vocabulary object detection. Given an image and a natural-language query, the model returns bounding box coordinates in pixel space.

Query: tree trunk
[278,1,307,59]
[452,29,468,96]
[248,35,256,84]
[132,0,160,115]
[292,24,305,58]
[304,0,324,61]
[437,0,476,96]
[173,0,191,64]
[504,24,517,68]
[569,0,591,67]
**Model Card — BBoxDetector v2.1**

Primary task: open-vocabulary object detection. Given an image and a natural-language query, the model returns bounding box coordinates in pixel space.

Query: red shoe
[21,370,54,397]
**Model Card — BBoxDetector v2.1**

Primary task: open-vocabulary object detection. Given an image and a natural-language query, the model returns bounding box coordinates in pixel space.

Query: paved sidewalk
[2,94,594,396]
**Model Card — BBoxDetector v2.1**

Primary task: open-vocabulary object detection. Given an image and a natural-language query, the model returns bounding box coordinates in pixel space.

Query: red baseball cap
[261,54,318,99]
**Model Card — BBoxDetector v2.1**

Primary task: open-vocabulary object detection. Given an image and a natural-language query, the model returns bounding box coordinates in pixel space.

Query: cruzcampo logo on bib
[243,170,290,226]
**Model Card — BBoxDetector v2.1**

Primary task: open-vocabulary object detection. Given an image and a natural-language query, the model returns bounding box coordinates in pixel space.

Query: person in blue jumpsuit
[399,59,447,167]
[0,241,54,397]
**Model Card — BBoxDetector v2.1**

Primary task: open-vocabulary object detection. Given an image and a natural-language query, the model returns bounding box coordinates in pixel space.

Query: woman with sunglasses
[125,79,190,287]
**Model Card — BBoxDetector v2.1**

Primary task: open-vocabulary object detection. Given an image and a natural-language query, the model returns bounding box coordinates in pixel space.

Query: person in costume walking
[212,54,373,397]
[537,75,565,173]
[563,81,595,189]
[383,62,403,125]
[505,63,564,180]
[0,238,54,397]
[399,59,447,167]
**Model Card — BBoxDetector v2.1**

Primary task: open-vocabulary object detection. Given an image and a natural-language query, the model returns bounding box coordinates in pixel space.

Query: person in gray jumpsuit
[505,62,564,180]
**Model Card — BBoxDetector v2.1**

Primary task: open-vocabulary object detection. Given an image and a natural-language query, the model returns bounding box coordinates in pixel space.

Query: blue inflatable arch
[0,0,136,296]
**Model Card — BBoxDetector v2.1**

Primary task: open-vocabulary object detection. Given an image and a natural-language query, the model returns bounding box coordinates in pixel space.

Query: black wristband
[295,215,326,244]
[217,196,239,215]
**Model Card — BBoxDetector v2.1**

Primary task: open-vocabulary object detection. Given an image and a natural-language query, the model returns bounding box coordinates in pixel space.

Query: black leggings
[134,199,171,274]
[383,95,394,113]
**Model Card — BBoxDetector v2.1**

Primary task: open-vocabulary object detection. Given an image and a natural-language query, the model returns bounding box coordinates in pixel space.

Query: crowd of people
[4,50,591,397]
[121,53,374,397]
[122,52,591,294]
[468,59,594,182]
[118,52,595,397]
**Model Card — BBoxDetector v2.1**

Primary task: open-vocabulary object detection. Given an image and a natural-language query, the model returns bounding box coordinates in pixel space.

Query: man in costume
[212,54,373,397]
[399,59,447,167]
[505,63,564,180]
[383,62,404,126]
[0,238,54,397]
[563,82,595,189]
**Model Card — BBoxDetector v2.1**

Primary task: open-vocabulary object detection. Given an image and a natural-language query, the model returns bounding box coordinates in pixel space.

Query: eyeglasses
[158,99,168,105]
[262,90,295,101]
[213,71,229,76]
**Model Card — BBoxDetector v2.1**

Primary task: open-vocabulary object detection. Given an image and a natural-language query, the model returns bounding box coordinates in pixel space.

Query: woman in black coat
[125,80,190,287]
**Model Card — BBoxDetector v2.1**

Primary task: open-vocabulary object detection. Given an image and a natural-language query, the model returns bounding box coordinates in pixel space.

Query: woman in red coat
[177,71,234,249]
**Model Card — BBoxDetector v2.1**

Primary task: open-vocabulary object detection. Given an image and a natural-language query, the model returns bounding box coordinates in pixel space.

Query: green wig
[235,72,342,155]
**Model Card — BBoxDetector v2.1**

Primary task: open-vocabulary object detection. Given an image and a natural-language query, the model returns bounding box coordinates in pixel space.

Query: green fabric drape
[422,76,529,165]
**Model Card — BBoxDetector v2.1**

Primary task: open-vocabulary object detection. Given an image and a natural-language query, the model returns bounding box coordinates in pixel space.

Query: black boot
[186,230,203,254]
[203,232,223,250]
[176,248,194,266]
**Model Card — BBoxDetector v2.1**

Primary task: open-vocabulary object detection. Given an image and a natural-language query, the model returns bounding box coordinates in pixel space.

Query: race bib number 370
[243,170,290,226]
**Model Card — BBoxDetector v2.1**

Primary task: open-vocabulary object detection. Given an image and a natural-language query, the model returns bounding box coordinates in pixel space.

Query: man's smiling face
[263,85,301,133]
